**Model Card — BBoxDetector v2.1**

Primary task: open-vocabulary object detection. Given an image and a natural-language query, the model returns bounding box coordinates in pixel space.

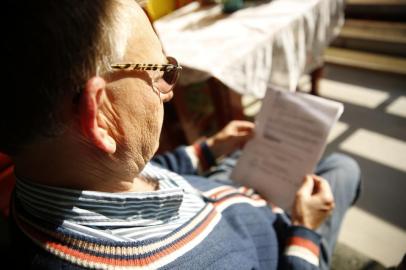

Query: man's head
[1,0,175,182]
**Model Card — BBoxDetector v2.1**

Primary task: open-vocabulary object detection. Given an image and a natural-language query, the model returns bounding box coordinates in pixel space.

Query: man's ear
[78,77,116,154]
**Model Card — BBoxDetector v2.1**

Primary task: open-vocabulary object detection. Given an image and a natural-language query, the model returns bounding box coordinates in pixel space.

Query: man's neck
[13,139,157,193]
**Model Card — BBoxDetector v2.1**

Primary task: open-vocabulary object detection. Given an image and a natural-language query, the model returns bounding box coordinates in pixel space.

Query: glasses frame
[110,56,182,94]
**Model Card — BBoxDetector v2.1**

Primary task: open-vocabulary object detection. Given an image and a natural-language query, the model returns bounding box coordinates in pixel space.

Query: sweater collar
[15,164,184,228]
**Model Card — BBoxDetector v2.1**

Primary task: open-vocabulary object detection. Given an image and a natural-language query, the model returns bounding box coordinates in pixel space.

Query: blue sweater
[10,147,321,269]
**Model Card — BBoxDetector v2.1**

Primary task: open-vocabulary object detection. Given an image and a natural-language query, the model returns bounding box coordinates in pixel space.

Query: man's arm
[279,225,322,269]
[152,120,254,175]
[276,175,335,269]
[152,146,199,175]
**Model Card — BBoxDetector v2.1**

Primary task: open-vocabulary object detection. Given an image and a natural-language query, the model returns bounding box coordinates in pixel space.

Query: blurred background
[146,0,406,268]
[304,1,406,267]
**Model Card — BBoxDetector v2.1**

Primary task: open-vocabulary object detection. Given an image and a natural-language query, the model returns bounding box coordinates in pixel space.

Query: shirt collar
[15,164,185,227]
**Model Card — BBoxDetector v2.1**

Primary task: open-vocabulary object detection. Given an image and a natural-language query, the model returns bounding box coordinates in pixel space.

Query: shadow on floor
[322,64,406,230]
[332,242,387,270]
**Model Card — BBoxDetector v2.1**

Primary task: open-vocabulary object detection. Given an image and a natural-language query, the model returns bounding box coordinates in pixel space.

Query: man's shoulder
[182,174,231,192]
[147,161,226,192]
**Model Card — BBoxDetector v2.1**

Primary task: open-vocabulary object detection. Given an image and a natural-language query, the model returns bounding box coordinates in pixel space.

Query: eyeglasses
[110,56,182,94]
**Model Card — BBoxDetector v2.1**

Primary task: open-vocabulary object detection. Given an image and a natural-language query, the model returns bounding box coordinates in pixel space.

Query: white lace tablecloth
[154,0,344,98]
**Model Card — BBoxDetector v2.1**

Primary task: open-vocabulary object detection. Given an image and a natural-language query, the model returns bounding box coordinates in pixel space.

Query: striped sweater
[10,146,321,269]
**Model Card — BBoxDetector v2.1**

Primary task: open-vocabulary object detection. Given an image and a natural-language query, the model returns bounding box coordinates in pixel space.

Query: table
[155,0,344,96]
[154,0,344,146]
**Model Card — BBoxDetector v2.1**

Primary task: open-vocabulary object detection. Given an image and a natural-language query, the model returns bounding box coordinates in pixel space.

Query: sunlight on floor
[386,96,406,118]
[327,121,349,143]
[320,67,406,267]
[339,129,406,173]
[319,79,390,108]
[338,206,406,267]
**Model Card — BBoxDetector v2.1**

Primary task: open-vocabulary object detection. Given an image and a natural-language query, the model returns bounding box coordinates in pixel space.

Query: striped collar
[15,163,206,241]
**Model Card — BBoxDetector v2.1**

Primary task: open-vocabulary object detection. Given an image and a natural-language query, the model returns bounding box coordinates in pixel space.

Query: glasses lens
[163,68,176,85]
[156,57,181,93]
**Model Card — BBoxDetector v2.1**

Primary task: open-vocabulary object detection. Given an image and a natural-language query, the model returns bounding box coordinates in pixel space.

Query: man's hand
[292,175,335,230]
[206,120,255,159]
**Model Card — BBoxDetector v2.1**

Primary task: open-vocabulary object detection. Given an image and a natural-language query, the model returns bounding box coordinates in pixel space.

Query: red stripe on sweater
[287,236,319,256]
[193,143,209,171]
[18,208,218,267]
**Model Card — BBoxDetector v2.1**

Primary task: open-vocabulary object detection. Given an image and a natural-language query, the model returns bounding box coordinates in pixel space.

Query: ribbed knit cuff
[193,141,216,171]
[284,226,321,266]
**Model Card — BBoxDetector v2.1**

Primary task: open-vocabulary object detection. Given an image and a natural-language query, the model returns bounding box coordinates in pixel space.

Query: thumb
[233,132,253,147]
[297,175,314,196]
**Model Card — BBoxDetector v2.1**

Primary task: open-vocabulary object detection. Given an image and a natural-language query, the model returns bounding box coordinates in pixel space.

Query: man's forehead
[120,0,164,63]
[125,0,145,17]
[134,0,147,6]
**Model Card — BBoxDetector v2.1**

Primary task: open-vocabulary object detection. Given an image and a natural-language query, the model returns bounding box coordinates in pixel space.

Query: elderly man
[1,0,360,269]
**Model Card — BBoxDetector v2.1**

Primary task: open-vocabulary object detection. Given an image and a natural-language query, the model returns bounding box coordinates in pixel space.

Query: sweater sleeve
[272,208,321,270]
[279,225,321,269]
[152,141,218,175]
[151,146,198,175]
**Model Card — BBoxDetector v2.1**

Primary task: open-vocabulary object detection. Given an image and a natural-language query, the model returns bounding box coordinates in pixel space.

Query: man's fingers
[234,129,254,137]
[311,176,335,205]
[319,179,334,204]
[230,120,254,126]
[297,175,314,196]
[230,120,255,131]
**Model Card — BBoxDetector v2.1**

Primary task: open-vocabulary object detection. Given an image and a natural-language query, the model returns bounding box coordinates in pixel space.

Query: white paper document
[231,87,343,210]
